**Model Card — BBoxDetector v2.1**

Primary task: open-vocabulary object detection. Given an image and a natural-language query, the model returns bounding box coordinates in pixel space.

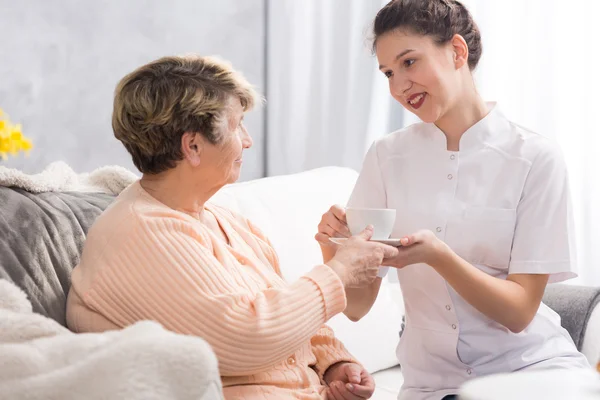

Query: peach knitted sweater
[66,182,357,399]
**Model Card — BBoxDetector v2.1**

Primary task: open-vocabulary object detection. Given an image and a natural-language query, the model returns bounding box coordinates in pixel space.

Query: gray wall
[0,0,265,180]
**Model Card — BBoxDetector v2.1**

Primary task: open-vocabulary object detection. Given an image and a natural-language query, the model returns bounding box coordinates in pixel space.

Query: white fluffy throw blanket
[0,161,138,194]
[0,280,224,400]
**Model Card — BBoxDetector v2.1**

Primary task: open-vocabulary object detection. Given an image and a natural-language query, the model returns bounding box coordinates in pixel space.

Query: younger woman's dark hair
[372,0,482,70]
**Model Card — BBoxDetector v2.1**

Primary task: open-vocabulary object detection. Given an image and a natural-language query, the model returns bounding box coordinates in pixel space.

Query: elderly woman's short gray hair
[112,54,260,174]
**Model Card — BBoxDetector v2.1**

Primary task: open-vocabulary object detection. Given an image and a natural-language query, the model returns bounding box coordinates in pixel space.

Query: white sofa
[212,166,405,399]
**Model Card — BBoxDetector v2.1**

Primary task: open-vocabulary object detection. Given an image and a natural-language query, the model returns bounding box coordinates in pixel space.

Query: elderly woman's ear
[181,131,204,166]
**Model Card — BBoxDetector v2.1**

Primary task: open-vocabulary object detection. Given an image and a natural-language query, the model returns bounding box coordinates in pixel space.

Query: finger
[385,245,422,269]
[400,234,416,246]
[319,225,337,238]
[400,229,430,246]
[326,218,351,237]
[361,369,376,392]
[378,243,400,259]
[346,383,373,398]
[354,225,374,241]
[315,232,335,245]
[347,375,375,398]
[344,364,362,384]
[328,383,345,400]
[330,205,347,222]
[330,382,359,400]
[327,218,352,237]
[316,222,350,243]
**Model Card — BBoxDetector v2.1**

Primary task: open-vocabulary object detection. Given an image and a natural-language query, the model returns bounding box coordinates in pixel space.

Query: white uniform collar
[426,102,506,152]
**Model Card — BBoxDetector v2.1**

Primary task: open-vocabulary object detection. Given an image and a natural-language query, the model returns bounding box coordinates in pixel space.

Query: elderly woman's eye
[384,70,393,78]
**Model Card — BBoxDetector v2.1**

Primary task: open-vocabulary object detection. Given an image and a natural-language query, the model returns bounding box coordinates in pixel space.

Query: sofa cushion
[0,187,114,326]
[542,284,600,352]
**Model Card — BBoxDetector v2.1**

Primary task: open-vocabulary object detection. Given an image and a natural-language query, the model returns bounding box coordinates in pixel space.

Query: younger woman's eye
[384,70,393,78]
[404,59,416,68]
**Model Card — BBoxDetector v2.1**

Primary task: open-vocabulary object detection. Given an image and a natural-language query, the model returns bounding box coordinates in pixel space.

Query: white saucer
[329,237,403,246]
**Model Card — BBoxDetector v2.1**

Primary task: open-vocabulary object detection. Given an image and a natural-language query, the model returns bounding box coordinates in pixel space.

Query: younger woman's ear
[181,131,203,167]
[450,34,469,69]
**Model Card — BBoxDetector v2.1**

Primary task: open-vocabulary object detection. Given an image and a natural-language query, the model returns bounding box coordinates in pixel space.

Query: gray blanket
[0,187,114,326]
[543,284,600,350]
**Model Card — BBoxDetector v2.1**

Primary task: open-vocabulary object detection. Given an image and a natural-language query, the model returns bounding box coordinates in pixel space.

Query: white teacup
[345,208,396,240]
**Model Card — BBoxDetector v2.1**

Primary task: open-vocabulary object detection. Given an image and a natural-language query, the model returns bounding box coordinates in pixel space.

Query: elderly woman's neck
[140,170,220,218]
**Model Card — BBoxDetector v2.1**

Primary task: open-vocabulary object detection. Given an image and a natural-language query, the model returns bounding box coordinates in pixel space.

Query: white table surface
[459,369,600,400]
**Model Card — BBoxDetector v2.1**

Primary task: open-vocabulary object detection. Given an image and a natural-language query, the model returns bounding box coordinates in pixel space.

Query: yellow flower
[0,110,33,160]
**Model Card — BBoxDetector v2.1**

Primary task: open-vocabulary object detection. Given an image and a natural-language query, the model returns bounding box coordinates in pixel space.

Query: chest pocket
[448,206,517,271]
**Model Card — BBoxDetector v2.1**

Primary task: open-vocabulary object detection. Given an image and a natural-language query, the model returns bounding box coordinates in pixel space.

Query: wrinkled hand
[315,205,351,245]
[324,362,375,399]
[326,226,399,288]
[383,229,451,269]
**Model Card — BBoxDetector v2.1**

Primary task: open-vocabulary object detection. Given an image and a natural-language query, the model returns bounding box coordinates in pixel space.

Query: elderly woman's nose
[242,128,253,148]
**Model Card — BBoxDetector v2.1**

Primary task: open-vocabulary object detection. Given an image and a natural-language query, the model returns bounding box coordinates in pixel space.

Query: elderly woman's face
[202,97,253,185]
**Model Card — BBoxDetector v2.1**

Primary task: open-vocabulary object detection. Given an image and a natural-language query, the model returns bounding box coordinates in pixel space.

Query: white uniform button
[446,305,451,310]
[436,227,442,233]
[450,154,456,160]
[287,356,296,365]
[447,174,453,180]
[452,324,457,330]
[467,369,472,375]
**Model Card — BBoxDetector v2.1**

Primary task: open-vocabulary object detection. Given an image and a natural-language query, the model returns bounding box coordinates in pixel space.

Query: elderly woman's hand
[324,362,375,399]
[326,226,399,288]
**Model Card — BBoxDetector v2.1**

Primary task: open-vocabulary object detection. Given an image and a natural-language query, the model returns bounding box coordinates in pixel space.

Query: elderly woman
[66,55,399,400]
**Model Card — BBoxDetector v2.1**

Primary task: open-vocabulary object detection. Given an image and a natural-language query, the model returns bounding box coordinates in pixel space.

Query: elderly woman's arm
[310,325,359,380]
[80,218,347,377]
[247,217,361,380]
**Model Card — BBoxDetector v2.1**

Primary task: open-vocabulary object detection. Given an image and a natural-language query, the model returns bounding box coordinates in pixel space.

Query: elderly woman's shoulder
[206,203,271,243]
[206,203,249,228]
[91,183,204,239]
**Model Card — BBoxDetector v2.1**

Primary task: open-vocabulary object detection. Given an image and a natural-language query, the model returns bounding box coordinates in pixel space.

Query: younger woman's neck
[435,87,488,151]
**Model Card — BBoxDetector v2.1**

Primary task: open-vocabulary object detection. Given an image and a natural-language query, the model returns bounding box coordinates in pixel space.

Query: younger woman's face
[376,30,465,123]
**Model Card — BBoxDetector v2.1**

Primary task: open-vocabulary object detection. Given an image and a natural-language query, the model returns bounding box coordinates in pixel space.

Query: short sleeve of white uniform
[347,142,390,278]
[508,142,577,283]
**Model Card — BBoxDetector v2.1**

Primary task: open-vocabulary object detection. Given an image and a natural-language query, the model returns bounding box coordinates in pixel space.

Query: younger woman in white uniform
[316,1,590,399]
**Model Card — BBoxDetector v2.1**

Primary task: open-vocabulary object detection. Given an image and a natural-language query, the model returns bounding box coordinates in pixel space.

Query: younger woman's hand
[315,205,352,245]
[383,229,452,269]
